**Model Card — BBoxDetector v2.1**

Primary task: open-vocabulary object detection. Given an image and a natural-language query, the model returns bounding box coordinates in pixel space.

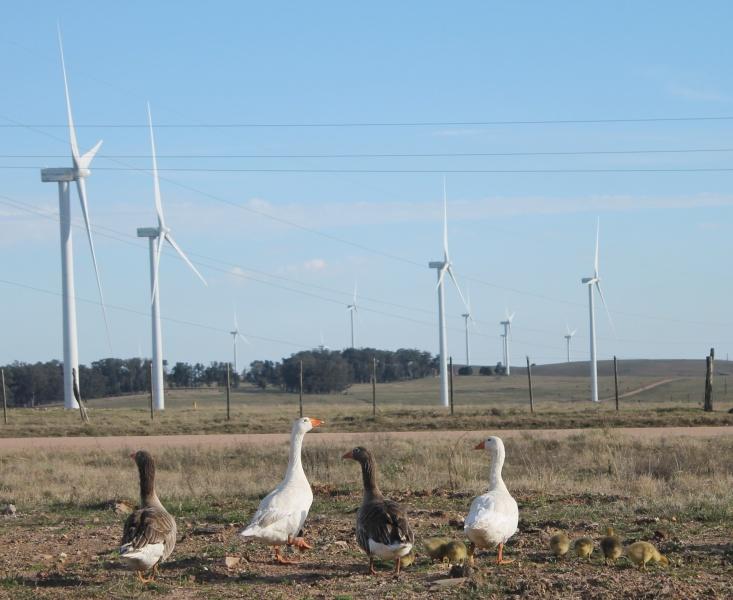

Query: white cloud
[303,258,327,271]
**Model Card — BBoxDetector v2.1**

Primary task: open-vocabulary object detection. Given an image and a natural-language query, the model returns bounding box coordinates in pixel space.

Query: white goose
[239,416,323,563]
[464,435,518,565]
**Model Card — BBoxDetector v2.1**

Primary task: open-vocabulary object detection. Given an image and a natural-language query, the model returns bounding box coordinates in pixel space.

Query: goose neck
[488,448,507,490]
[360,456,381,499]
[283,428,307,482]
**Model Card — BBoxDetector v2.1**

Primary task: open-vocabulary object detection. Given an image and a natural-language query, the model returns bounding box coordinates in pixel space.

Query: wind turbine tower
[346,282,358,348]
[428,179,468,407]
[138,104,207,411]
[40,29,109,409]
[499,311,514,375]
[230,308,248,373]
[461,290,474,366]
[564,326,577,363]
[581,219,612,403]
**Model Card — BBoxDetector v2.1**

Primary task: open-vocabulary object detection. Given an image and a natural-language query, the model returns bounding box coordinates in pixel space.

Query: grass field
[1,373,732,438]
[0,430,730,598]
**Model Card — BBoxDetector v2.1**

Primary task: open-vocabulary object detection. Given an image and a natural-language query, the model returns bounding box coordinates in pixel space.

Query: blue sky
[1,1,732,369]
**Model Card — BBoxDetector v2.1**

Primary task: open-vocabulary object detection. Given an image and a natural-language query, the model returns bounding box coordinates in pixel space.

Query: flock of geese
[119,417,667,582]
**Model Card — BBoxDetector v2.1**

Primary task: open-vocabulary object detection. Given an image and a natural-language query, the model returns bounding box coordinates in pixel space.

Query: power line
[2,115,733,128]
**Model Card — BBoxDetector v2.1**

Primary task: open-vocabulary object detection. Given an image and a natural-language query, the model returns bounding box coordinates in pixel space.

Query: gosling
[625,541,669,570]
[442,541,468,566]
[400,550,415,568]
[549,531,571,559]
[600,527,623,565]
[423,537,452,561]
[574,537,594,561]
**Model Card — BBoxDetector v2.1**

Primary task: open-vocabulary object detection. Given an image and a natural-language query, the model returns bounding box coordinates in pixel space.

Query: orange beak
[309,418,324,427]
[474,440,486,450]
[342,450,354,460]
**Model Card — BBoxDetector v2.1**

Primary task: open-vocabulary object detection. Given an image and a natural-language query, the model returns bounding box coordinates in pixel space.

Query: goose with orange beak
[239,417,323,564]
[464,436,518,565]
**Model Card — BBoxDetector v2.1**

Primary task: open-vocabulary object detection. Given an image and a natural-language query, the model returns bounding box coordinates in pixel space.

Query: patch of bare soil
[0,492,730,599]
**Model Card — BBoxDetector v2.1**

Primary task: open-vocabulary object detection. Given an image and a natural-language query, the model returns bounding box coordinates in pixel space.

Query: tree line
[1,347,506,406]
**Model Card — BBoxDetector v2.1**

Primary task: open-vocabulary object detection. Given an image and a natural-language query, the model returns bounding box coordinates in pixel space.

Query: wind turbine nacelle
[41,168,75,182]
[581,277,595,284]
[428,261,444,269]
[137,227,159,238]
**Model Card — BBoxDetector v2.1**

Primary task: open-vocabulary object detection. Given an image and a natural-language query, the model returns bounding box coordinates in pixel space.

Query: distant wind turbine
[346,282,358,348]
[499,310,515,375]
[40,28,109,410]
[230,307,249,373]
[137,103,207,411]
[428,178,469,407]
[581,219,613,402]
[564,325,577,363]
[461,289,475,366]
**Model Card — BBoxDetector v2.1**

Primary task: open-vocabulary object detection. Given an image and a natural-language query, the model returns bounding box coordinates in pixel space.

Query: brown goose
[120,450,177,583]
[342,446,414,575]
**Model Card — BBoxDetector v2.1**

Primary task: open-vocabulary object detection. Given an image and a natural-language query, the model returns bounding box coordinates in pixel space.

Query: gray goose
[120,450,177,583]
[342,446,414,575]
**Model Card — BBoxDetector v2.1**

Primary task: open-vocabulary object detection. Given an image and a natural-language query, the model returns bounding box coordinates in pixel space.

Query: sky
[1,1,732,370]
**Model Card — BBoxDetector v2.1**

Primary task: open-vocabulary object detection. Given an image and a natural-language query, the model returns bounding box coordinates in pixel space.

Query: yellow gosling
[423,537,452,562]
[549,531,571,559]
[400,550,415,568]
[625,541,669,571]
[600,527,623,565]
[574,537,594,562]
[442,541,468,566]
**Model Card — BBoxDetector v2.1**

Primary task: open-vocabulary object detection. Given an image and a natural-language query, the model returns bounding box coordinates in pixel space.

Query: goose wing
[121,506,177,558]
[357,499,414,553]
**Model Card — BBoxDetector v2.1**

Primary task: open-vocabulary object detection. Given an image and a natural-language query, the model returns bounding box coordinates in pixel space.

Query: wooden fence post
[371,357,377,418]
[526,356,534,414]
[449,356,454,416]
[613,356,619,412]
[299,360,304,418]
[704,348,714,412]
[226,363,231,421]
[1,369,7,425]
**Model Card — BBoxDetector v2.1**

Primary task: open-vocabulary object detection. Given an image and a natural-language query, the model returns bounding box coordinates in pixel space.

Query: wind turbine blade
[151,234,164,305]
[594,217,600,277]
[75,177,111,348]
[435,265,447,291]
[164,233,208,286]
[595,281,616,335]
[147,103,166,229]
[447,266,469,312]
[442,176,449,261]
[238,332,250,344]
[234,307,239,330]
[570,329,577,337]
[78,139,103,171]
[57,26,79,162]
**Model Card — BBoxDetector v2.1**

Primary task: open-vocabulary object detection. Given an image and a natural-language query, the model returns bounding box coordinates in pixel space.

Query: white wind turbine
[581,219,613,402]
[428,179,469,407]
[461,289,475,366]
[137,103,207,411]
[230,308,248,373]
[564,325,577,363]
[499,310,514,374]
[346,282,358,348]
[40,29,110,410]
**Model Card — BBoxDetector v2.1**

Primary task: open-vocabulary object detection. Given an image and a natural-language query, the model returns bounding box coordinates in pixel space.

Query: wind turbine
[564,325,577,363]
[581,218,613,402]
[40,28,109,410]
[346,282,358,348]
[461,289,475,366]
[428,179,468,407]
[137,103,207,411]
[499,310,514,375]
[230,308,248,373]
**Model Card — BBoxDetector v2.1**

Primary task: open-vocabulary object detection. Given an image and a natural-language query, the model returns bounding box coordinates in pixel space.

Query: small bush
[479,366,493,376]
[458,367,473,375]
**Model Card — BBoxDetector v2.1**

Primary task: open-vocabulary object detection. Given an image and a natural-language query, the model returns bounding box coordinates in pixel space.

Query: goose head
[474,435,505,454]
[292,416,324,435]
[341,446,371,463]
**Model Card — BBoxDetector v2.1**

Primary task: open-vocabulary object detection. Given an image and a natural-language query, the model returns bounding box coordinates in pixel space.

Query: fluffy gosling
[600,527,623,565]
[442,541,468,566]
[625,541,669,571]
[549,531,571,559]
[574,537,594,561]
[423,537,452,561]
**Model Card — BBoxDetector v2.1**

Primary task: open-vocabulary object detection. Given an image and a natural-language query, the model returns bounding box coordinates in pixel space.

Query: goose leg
[393,556,402,576]
[496,543,514,565]
[136,570,153,584]
[274,546,298,565]
[287,535,313,552]
[368,556,377,576]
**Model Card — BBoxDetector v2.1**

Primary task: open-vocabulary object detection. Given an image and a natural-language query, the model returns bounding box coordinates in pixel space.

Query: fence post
[299,360,304,418]
[449,356,454,415]
[1,369,7,425]
[371,357,377,418]
[526,356,534,414]
[613,355,619,412]
[704,348,714,412]
[226,363,231,421]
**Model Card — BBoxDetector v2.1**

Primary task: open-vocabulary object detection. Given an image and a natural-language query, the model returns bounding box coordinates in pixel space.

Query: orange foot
[288,536,313,552]
[274,546,299,565]
[369,558,378,576]
[496,543,514,565]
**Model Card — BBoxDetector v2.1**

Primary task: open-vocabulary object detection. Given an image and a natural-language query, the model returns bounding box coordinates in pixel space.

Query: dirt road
[0,425,729,452]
